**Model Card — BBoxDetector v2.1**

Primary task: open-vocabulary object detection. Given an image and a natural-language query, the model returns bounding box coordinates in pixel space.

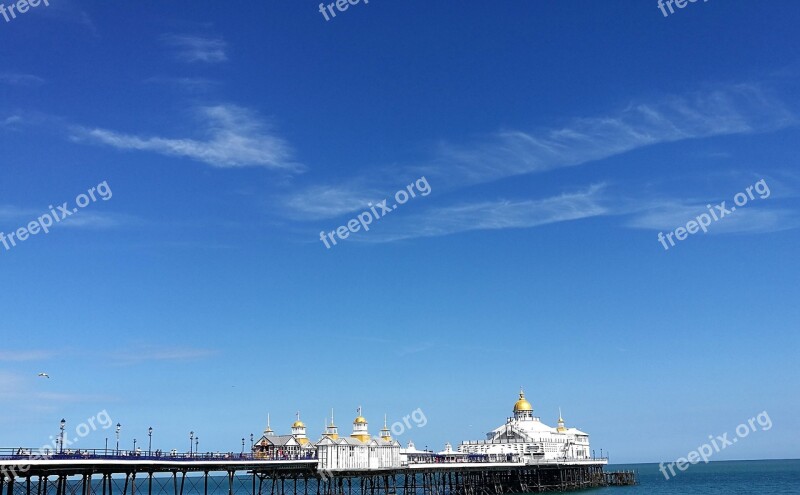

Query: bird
[37,372,50,378]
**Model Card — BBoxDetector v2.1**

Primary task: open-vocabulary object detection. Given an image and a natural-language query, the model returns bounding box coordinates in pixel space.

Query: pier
[1,452,635,495]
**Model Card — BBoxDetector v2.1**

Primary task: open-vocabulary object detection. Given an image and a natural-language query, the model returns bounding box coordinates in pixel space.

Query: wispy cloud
[285,84,795,222]
[427,84,795,188]
[111,346,217,366]
[0,371,26,397]
[0,206,131,230]
[397,342,436,356]
[59,211,131,229]
[361,184,609,242]
[0,73,45,86]
[0,205,38,221]
[0,350,56,362]
[71,105,302,171]
[1,115,23,127]
[626,202,799,235]
[162,34,228,63]
[282,183,383,220]
[0,371,115,406]
[144,76,220,92]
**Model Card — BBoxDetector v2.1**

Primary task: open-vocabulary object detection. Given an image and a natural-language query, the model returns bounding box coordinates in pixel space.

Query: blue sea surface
[593,459,800,494]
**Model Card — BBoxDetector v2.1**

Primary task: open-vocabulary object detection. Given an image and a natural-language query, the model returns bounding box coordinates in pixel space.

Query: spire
[324,408,339,440]
[264,413,274,435]
[380,414,392,441]
[557,408,566,432]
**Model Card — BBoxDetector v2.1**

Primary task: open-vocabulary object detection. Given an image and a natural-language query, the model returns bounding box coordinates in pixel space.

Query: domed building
[253,413,302,459]
[291,412,310,445]
[315,407,401,470]
[457,389,592,461]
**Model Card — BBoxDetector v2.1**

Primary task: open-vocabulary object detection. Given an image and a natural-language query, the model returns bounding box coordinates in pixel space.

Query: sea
[593,459,800,494]
[34,458,800,495]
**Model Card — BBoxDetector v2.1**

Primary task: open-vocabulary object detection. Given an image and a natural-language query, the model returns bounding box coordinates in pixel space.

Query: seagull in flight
[37,372,50,378]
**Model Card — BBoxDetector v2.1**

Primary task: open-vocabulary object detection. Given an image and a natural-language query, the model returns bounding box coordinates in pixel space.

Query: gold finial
[292,411,305,428]
[514,388,533,412]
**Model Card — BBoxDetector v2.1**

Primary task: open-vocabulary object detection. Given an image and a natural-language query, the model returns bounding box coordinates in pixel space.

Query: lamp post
[133,438,137,454]
[190,431,194,457]
[250,433,254,452]
[59,419,66,454]
[148,427,153,456]
[241,438,245,455]
[116,423,121,455]
[105,438,108,455]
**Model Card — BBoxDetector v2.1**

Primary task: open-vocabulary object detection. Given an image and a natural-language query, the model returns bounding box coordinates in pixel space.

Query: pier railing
[0,449,317,462]
[1,449,609,466]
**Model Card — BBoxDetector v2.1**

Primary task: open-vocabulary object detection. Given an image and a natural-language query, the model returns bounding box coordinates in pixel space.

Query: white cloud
[284,85,795,223]
[0,73,45,86]
[0,206,130,230]
[428,84,795,187]
[144,76,220,92]
[626,202,799,235]
[71,105,302,171]
[111,346,217,366]
[360,184,609,242]
[0,350,56,362]
[162,34,228,63]
[282,183,383,220]
[0,371,112,405]
[1,115,23,127]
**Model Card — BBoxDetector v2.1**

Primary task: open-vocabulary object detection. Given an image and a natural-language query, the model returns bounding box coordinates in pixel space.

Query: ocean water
[592,459,800,494]
[34,459,800,495]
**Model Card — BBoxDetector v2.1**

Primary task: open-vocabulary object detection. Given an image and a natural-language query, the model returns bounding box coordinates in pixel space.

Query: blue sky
[1,0,799,463]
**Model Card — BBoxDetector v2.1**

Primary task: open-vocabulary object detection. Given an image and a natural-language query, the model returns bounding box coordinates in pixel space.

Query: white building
[253,414,303,458]
[458,389,592,461]
[315,408,402,470]
[399,441,434,465]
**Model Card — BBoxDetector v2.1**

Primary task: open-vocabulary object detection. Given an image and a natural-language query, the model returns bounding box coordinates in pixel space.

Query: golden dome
[513,389,533,412]
[353,406,368,425]
[292,420,305,428]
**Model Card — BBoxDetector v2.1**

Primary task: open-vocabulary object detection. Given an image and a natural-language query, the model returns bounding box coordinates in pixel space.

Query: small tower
[351,406,370,442]
[291,411,309,445]
[557,408,567,433]
[264,413,275,436]
[324,409,339,440]
[380,415,392,442]
[513,387,534,421]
